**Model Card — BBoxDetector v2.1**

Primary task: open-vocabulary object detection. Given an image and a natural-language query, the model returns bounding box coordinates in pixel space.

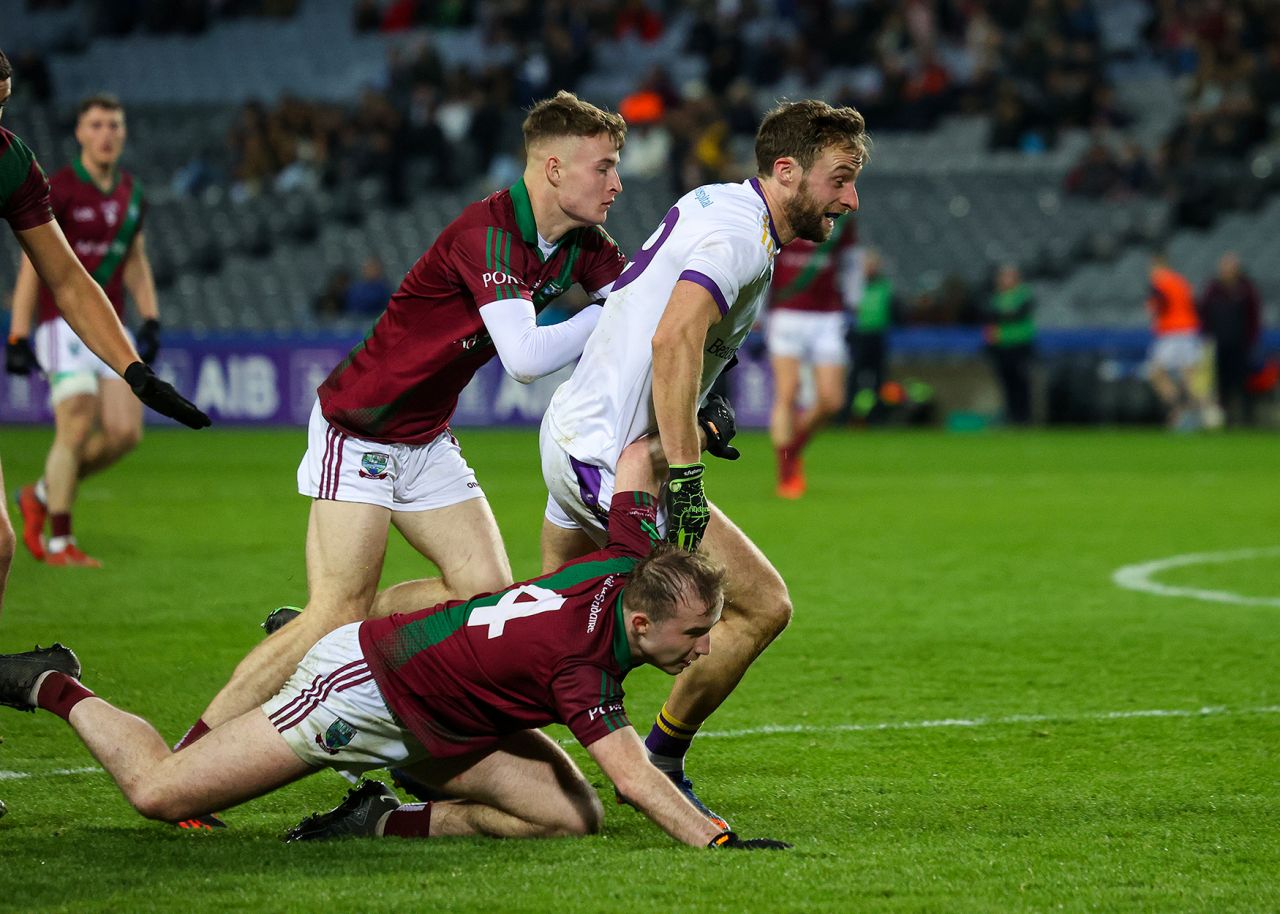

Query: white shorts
[1147,332,1204,374]
[540,414,671,545]
[262,622,428,771]
[766,309,848,366]
[34,316,129,406]
[297,399,485,511]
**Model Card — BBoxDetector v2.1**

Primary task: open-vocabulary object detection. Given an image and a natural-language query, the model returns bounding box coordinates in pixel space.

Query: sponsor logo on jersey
[707,337,739,361]
[314,717,357,755]
[587,701,625,722]
[586,574,616,633]
[358,452,390,479]
[71,206,96,223]
[694,187,713,208]
[102,200,120,227]
[482,270,519,287]
[457,330,493,351]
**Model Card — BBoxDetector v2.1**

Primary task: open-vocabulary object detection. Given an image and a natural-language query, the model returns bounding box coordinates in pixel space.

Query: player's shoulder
[678,180,770,233]
[0,125,36,164]
[48,165,78,187]
[580,223,622,253]
[447,187,515,237]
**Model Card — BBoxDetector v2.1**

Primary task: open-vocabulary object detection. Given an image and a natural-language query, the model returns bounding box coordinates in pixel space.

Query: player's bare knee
[0,519,15,567]
[128,780,187,822]
[106,425,142,456]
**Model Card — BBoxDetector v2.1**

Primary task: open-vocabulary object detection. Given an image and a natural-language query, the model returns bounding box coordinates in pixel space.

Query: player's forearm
[482,298,601,383]
[8,255,40,338]
[651,329,704,466]
[123,252,160,321]
[614,763,723,847]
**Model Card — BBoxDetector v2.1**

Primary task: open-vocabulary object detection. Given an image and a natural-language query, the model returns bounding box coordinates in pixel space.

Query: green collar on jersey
[509,178,540,247]
[612,593,637,672]
[73,156,120,195]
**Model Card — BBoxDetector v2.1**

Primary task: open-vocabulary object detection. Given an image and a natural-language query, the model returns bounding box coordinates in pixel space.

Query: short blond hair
[755,99,870,176]
[628,543,725,624]
[523,91,627,153]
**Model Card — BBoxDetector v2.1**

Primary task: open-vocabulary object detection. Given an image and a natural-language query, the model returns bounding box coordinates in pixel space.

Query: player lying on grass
[0,441,788,849]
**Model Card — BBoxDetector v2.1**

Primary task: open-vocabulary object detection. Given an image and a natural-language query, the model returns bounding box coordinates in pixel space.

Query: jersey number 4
[468,585,566,638]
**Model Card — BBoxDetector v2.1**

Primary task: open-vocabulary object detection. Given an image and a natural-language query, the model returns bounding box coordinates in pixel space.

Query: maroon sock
[173,718,210,751]
[50,512,72,539]
[381,802,433,838]
[789,428,812,454]
[36,672,95,721]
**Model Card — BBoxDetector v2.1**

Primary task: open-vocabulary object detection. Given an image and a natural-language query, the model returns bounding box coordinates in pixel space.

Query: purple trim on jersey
[678,270,730,316]
[269,659,374,732]
[748,177,782,249]
[570,456,610,523]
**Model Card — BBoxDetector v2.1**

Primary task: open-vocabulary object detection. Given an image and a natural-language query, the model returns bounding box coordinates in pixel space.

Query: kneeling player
[0,443,788,850]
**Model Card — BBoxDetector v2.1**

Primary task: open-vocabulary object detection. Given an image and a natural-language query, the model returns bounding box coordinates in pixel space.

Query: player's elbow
[500,362,539,385]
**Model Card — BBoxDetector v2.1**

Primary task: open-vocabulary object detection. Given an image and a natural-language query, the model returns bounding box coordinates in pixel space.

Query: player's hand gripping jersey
[319,179,625,445]
[546,178,781,469]
[359,491,663,756]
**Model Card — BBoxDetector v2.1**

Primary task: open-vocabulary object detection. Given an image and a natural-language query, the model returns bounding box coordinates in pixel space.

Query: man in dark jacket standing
[1198,252,1261,426]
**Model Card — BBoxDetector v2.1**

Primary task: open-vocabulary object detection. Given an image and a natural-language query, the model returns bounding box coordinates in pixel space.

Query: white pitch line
[1112,546,1280,608]
[7,705,1277,782]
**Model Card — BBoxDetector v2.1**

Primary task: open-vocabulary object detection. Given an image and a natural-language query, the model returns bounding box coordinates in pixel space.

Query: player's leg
[74,376,142,478]
[4,650,311,821]
[42,390,102,566]
[540,515,599,574]
[0,458,14,616]
[193,498,392,733]
[642,504,791,785]
[371,496,512,617]
[768,354,802,454]
[308,730,603,841]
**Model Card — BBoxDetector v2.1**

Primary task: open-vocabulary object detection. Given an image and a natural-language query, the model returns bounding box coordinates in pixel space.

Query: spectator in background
[344,256,393,316]
[982,264,1036,425]
[1064,139,1121,197]
[1198,251,1262,426]
[1145,250,1209,430]
[848,248,897,423]
[314,268,351,319]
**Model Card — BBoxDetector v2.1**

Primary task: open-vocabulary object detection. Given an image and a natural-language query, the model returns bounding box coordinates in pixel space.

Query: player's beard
[783,177,832,244]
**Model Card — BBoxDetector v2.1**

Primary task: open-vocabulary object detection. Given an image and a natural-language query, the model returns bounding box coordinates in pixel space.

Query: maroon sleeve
[551,662,630,748]
[2,145,54,232]
[453,227,532,309]
[577,226,627,297]
[604,491,662,559]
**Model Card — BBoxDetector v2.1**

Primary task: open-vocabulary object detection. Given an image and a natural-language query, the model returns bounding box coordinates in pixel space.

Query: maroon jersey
[768,216,856,314]
[317,179,627,444]
[36,161,146,325]
[359,491,662,757]
[0,126,54,233]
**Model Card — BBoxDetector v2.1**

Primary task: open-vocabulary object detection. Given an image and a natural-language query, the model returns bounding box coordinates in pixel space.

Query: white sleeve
[679,222,770,317]
[480,297,603,384]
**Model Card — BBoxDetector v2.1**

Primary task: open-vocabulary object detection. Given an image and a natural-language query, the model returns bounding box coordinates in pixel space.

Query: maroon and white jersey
[0,126,54,233]
[36,161,146,325]
[768,216,857,314]
[359,491,662,757]
[318,179,627,445]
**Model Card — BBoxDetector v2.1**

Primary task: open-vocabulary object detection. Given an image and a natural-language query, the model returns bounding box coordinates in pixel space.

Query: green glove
[666,462,709,551]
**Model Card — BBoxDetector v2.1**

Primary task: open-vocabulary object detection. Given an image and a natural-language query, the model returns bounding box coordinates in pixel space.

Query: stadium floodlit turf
[0,426,1276,914]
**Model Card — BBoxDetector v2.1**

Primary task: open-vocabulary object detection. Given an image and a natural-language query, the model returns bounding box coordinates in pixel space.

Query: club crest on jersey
[315,718,357,755]
[359,452,390,479]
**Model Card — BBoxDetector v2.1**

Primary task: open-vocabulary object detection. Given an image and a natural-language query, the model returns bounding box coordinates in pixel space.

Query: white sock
[34,478,48,505]
[29,669,57,707]
[47,535,73,553]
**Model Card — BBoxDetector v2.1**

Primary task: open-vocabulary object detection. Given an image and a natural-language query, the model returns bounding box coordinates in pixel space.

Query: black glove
[709,830,792,850]
[124,361,211,429]
[5,336,41,375]
[697,393,740,461]
[135,318,162,365]
[665,462,709,551]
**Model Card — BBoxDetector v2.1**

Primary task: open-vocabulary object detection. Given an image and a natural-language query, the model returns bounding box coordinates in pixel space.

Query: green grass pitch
[0,425,1276,913]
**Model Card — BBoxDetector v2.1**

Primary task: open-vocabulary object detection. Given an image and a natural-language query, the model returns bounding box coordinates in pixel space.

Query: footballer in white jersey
[539,99,869,832]
[545,177,780,472]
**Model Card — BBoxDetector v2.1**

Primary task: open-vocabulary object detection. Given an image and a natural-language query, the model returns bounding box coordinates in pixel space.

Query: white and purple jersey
[546,177,780,469]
